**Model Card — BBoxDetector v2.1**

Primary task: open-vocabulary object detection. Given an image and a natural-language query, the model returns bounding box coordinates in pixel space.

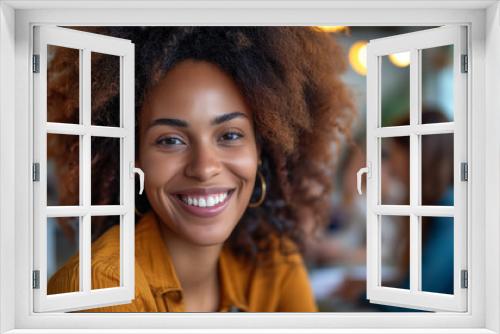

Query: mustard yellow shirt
[48,211,318,312]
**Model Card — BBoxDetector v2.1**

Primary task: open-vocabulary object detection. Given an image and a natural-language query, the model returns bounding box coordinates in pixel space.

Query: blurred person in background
[305,108,454,311]
[382,109,454,298]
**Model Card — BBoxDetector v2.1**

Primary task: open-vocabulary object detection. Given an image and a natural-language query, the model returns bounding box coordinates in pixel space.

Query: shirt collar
[135,211,249,312]
[135,211,182,296]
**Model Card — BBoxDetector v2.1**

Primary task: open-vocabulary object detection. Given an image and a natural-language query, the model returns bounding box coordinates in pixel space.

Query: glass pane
[47,217,79,295]
[47,134,80,206]
[91,52,121,127]
[421,133,454,206]
[91,216,120,289]
[47,45,80,124]
[421,45,454,123]
[421,216,454,294]
[381,137,409,205]
[381,216,410,289]
[381,53,410,127]
[91,136,121,205]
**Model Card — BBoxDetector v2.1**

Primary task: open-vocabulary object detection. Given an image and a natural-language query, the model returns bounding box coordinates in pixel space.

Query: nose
[184,142,222,182]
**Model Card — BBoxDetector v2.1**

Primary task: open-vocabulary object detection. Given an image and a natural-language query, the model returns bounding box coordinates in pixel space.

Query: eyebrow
[147,111,248,130]
[211,112,248,125]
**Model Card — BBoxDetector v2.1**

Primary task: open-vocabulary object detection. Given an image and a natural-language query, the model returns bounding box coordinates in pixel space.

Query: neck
[158,221,222,293]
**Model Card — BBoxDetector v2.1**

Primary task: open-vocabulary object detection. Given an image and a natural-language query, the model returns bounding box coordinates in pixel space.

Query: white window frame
[0,1,499,333]
[365,25,468,312]
[32,26,136,312]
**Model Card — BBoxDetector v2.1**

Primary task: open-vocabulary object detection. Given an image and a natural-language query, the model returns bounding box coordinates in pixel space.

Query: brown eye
[220,131,243,142]
[155,136,185,147]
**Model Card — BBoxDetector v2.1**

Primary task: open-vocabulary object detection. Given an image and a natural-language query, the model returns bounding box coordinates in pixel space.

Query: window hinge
[32,55,40,73]
[461,162,468,181]
[461,269,468,289]
[33,163,40,182]
[32,270,40,289]
[461,54,468,73]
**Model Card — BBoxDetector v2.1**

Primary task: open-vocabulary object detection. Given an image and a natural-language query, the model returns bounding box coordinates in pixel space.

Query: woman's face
[138,59,259,247]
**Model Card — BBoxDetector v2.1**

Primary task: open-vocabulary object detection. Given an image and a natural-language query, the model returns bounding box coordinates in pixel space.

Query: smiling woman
[46,27,355,312]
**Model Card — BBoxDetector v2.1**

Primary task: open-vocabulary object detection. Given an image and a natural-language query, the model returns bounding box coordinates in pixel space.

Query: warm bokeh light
[388,52,410,67]
[348,40,368,76]
[315,26,349,33]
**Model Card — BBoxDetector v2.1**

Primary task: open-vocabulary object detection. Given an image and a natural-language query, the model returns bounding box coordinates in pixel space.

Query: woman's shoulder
[223,233,305,272]
[258,233,304,266]
[91,224,121,264]
[252,235,317,312]
[47,224,121,294]
[90,224,122,284]
[221,233,317,312]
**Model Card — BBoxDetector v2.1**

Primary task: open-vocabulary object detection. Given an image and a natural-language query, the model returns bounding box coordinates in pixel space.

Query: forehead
[145,59,252,121]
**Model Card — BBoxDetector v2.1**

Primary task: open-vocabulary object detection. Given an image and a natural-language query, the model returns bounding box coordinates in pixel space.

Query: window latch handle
[130,162,145,195]
[356,163,371,195]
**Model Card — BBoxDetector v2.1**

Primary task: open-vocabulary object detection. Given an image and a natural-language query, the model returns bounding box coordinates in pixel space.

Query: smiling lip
[171,188,235,218]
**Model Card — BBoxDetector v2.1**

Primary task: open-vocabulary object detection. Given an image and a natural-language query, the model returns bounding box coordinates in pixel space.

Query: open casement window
[32,26,137,312]
[361,25,468,312]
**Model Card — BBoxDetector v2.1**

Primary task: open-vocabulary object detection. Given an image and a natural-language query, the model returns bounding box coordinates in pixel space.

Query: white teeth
[180,192,230,208]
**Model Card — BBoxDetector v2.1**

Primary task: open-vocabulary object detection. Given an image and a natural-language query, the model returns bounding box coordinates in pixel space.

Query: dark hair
[48,27,355,262]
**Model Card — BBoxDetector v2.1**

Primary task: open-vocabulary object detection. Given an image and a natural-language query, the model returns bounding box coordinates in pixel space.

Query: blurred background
[303,26,455,312]
[46,26,455,312]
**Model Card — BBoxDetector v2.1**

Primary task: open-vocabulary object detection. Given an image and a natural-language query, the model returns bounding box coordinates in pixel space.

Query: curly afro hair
[47,26,355,262]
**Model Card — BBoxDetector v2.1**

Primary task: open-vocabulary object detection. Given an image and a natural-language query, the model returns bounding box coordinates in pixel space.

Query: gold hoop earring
[248,170,267,208]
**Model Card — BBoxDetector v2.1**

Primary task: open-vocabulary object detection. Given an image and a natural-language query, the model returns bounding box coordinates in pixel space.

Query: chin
[181,223,234,247]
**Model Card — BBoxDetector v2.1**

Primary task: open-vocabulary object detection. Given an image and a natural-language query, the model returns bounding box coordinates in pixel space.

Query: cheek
[140,148,180,189]
[224,149,259,194]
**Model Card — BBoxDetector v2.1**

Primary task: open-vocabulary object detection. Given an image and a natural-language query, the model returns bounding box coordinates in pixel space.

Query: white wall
[485,1,500,332]
[0,2,16,333]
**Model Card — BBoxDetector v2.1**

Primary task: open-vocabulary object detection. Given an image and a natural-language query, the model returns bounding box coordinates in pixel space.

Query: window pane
[91,52,121,127]
[381,137,409,205]
[421,216,454,294]
[47,217,79,295]
[421,133,454,206]
[381,53,410,127]
[47,45,80,124]
[381,216,410,289]
[47,134,80,206]
[91,216,120,289]
[91,136,121,205]
[421,45,454,123]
